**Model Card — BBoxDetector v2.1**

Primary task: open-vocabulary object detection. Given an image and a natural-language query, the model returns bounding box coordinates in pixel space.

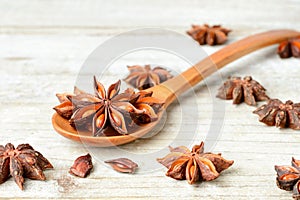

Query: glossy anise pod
[104,158,138,173]
[0,143,53,190]
[277,37,300,58]
[253,99,300,130]
[275,158,300,191]
[124,65,173,90]
[157,141,234,184]
[187,24,231,46]
[69,154,93,178]
[53,76,164,136]
[217,76,269,106]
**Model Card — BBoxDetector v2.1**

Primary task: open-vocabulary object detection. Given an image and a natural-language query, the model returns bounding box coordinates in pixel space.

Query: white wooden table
[1,0,300,199]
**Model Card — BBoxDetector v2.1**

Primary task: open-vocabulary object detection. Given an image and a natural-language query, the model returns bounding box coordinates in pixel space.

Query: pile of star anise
[157,141,234,184]
[54,76,164,136]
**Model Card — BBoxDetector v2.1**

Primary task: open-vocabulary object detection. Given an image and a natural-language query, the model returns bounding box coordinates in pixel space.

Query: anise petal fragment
[0,157,10,184]
[202,153,234,173]
[185,158,200,184]
[10,158,24,190]
[293,180,300,200]
[195,156,219,181]
[69,154,93,178]
[166,157,189,180]
[105,158,138,173]
[157,152,185,169]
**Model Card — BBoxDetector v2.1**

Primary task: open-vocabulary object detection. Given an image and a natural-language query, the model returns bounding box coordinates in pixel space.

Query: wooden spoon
[52,29,300,147]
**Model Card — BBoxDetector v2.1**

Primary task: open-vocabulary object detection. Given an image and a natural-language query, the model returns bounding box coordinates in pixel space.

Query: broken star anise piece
[275,157,300,192]
[105,158,138,173]
[0,143,53,190]
[217,76,269,106]
[277,37,300,58]
[69,154,93,178]
[253,99,300,130]
[124,65,173,90]
[187,24,231,46]
[157,141,234,184]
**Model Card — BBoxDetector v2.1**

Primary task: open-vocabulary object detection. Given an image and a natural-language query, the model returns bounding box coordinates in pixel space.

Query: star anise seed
[69,154,93,178]
[0,143,53,190]
[217,76,269,106]
[277,37,300,58]
[54,76,164,136]
[104,158,138,173]
[157,141,234,184]
[124,65,173,90]
[187,24,231,46]
[253,99,300,130]
[275,157,300,194]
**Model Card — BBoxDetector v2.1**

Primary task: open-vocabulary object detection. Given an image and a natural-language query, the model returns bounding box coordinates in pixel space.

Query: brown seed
[69,154,93,178]
[105,158,138,173]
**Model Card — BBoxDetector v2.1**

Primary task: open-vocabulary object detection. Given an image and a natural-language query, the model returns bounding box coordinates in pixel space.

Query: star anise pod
[0,143,53,190]
[277,37,300,58]
[54,76,164,136]
[124,65,173,90]
[216,76,269,106]
[157,141,234,184]
[253,99,300,130]
[187,24,231,46]
[275,157,300,200]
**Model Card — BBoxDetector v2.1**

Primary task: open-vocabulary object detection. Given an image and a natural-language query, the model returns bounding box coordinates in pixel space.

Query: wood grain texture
[0,0,300,199]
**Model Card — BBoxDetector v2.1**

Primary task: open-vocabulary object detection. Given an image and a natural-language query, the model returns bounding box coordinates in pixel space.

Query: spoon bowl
[52,29,300,147]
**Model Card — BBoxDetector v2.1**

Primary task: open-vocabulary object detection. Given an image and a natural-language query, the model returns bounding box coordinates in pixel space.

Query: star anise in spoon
[157,141,234,184]
[253,99,300,130]
[277,37,300,58]
[187,24,231,46]
[0,143,53,190]
[216,76,269,106]
[54,76,164,136]
[124,65,173,90]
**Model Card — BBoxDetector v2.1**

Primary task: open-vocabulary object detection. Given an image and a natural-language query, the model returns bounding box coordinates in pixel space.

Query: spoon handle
[155,29,300,106]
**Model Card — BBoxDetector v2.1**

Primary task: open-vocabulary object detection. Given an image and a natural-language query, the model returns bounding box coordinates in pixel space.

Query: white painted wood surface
[0,0,300,199]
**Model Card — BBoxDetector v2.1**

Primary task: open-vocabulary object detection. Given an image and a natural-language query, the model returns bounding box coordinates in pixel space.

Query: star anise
[275,157,300,199]
[277,37,300,58]
[105,158,138,173]
[54,76,164,136]
[0,143,53,190]
[69,154,93,178]
[157,141,234,184]
[216,76,269,106]
[253,99,300,130]
[124,65,173,90]
[54,87,98,120]
[187,24,231,46]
